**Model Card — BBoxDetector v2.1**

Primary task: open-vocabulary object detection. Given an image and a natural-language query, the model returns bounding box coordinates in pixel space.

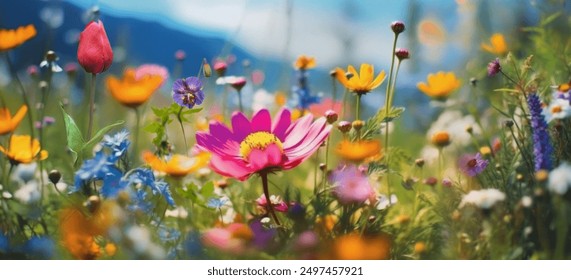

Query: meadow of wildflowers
[1,0,571,261]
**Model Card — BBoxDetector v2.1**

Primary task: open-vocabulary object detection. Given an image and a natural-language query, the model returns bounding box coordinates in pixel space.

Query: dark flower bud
[395,48,410,60]
[48,170,61,184]
[503,120,514,128]
[325,110,338,124]
[337,121,351,133]
[415,158,425,167]
[391,21,405,34]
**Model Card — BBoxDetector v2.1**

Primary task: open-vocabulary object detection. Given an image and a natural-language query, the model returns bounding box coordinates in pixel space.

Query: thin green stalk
[86,73,97,140]
[313,148,319,191]
[237,89,244,112]
[134,107,142,159]
[260,172,280,226]
[355,94,362,121]
[322,138,330,191]
[331,75,338,109]
[176,107,189,154]
[4,53,35,141]
[383,33,400,204]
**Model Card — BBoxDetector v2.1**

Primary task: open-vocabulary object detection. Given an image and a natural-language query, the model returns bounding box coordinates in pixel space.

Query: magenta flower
[458,153,489,177]
[196,108,331,225]
[330,165,375,205]
[196,108,331,180]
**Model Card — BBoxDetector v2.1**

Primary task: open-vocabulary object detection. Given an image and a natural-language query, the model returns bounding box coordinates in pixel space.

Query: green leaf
[82,120,125,152]
[379,106,406,123]
[200,181,215,198]
[60,106,85,162]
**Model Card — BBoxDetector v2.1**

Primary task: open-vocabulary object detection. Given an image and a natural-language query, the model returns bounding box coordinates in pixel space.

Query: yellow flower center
[239,132,283,160]
[552,105,563,113]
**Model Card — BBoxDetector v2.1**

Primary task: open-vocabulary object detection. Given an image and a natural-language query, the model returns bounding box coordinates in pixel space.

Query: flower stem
[383,33,400,205]
[237,89,244,112]
[331,75,337,109]
[86,73,97,140]
[260,172,280,226]
[355,94,361,121]
[322,138,330,191]
[134,107,141,159]
[4,53,35,141]
[176,107,189,154]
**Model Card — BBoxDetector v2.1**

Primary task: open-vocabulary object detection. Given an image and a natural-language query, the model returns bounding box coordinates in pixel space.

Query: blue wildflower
[183,232,204,259]
[0,233,9,253]
[23,236,55,259]
[158,226,181,243]
[127,188,153,214]
[527,93,553,171]
[101,129,130,161]
[293,70,320,110]
[72,150,122,193]
[122,168,175,207]
[206,197,229,209]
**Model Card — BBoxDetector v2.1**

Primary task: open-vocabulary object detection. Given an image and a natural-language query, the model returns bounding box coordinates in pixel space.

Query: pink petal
[283,114,314,148]
[283,123,331,169]
[271,108,291,142]
[250,109,271,132]
[209,121,237,142]
[231,111,251,141]
[209,153,253,181]
[284,117,327,151]
[196,132,240,158]
[246,143,283,171]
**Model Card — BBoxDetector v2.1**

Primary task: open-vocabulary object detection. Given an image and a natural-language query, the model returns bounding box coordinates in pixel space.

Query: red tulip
[77,20,113,74]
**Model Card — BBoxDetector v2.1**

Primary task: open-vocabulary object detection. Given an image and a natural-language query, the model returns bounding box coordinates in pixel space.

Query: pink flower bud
[77,20,113,74]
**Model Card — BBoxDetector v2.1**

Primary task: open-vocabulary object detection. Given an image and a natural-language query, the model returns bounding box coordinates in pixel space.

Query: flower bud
[319,163,327,171]
[202,58,212,78]
[415,158,425,168]
[77,20,113,74]
[213,61,227,77]
[503,120,514,128]
[337,121,351,133]
[352,120,365,131]
[48,169,61,185]
[391,21,405,34]
[324,110,338,124]
[329,69,337,77]
[487,58,501,77]
[395,48,410,60]
[175,50,186,61]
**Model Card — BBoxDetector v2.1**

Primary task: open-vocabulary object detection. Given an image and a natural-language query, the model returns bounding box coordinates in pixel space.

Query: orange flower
[0,135,47,164]
[327,233,390,260]
[431,131,451,147]
[0,24,36,51]
[106,68,165,108]
[335,64,386,95]
[336,139,382,162]
[59,201,117,259]
[294,55,316,70]
[417,71,461,100]
[481,33,508,56]
[143,151,210,177]
[0,105,27,135]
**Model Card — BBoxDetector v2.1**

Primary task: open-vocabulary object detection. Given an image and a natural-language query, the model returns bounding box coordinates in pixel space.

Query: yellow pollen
[552,105,562,113]
[239,131,283,160]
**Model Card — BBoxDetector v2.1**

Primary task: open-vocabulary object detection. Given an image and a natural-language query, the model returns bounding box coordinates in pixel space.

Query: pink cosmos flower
[196,108,331,181]
[330,165,375,205]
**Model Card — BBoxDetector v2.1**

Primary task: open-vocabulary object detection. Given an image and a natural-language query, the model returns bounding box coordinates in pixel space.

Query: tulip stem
[87,73,97,140]
[260,172,280,226]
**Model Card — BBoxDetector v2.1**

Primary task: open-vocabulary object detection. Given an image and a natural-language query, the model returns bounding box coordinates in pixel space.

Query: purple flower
[330,165,374,205]
[458,153,489,177]
[527,93,553,171]
[172,76,205,108]
[487,58,501,77]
